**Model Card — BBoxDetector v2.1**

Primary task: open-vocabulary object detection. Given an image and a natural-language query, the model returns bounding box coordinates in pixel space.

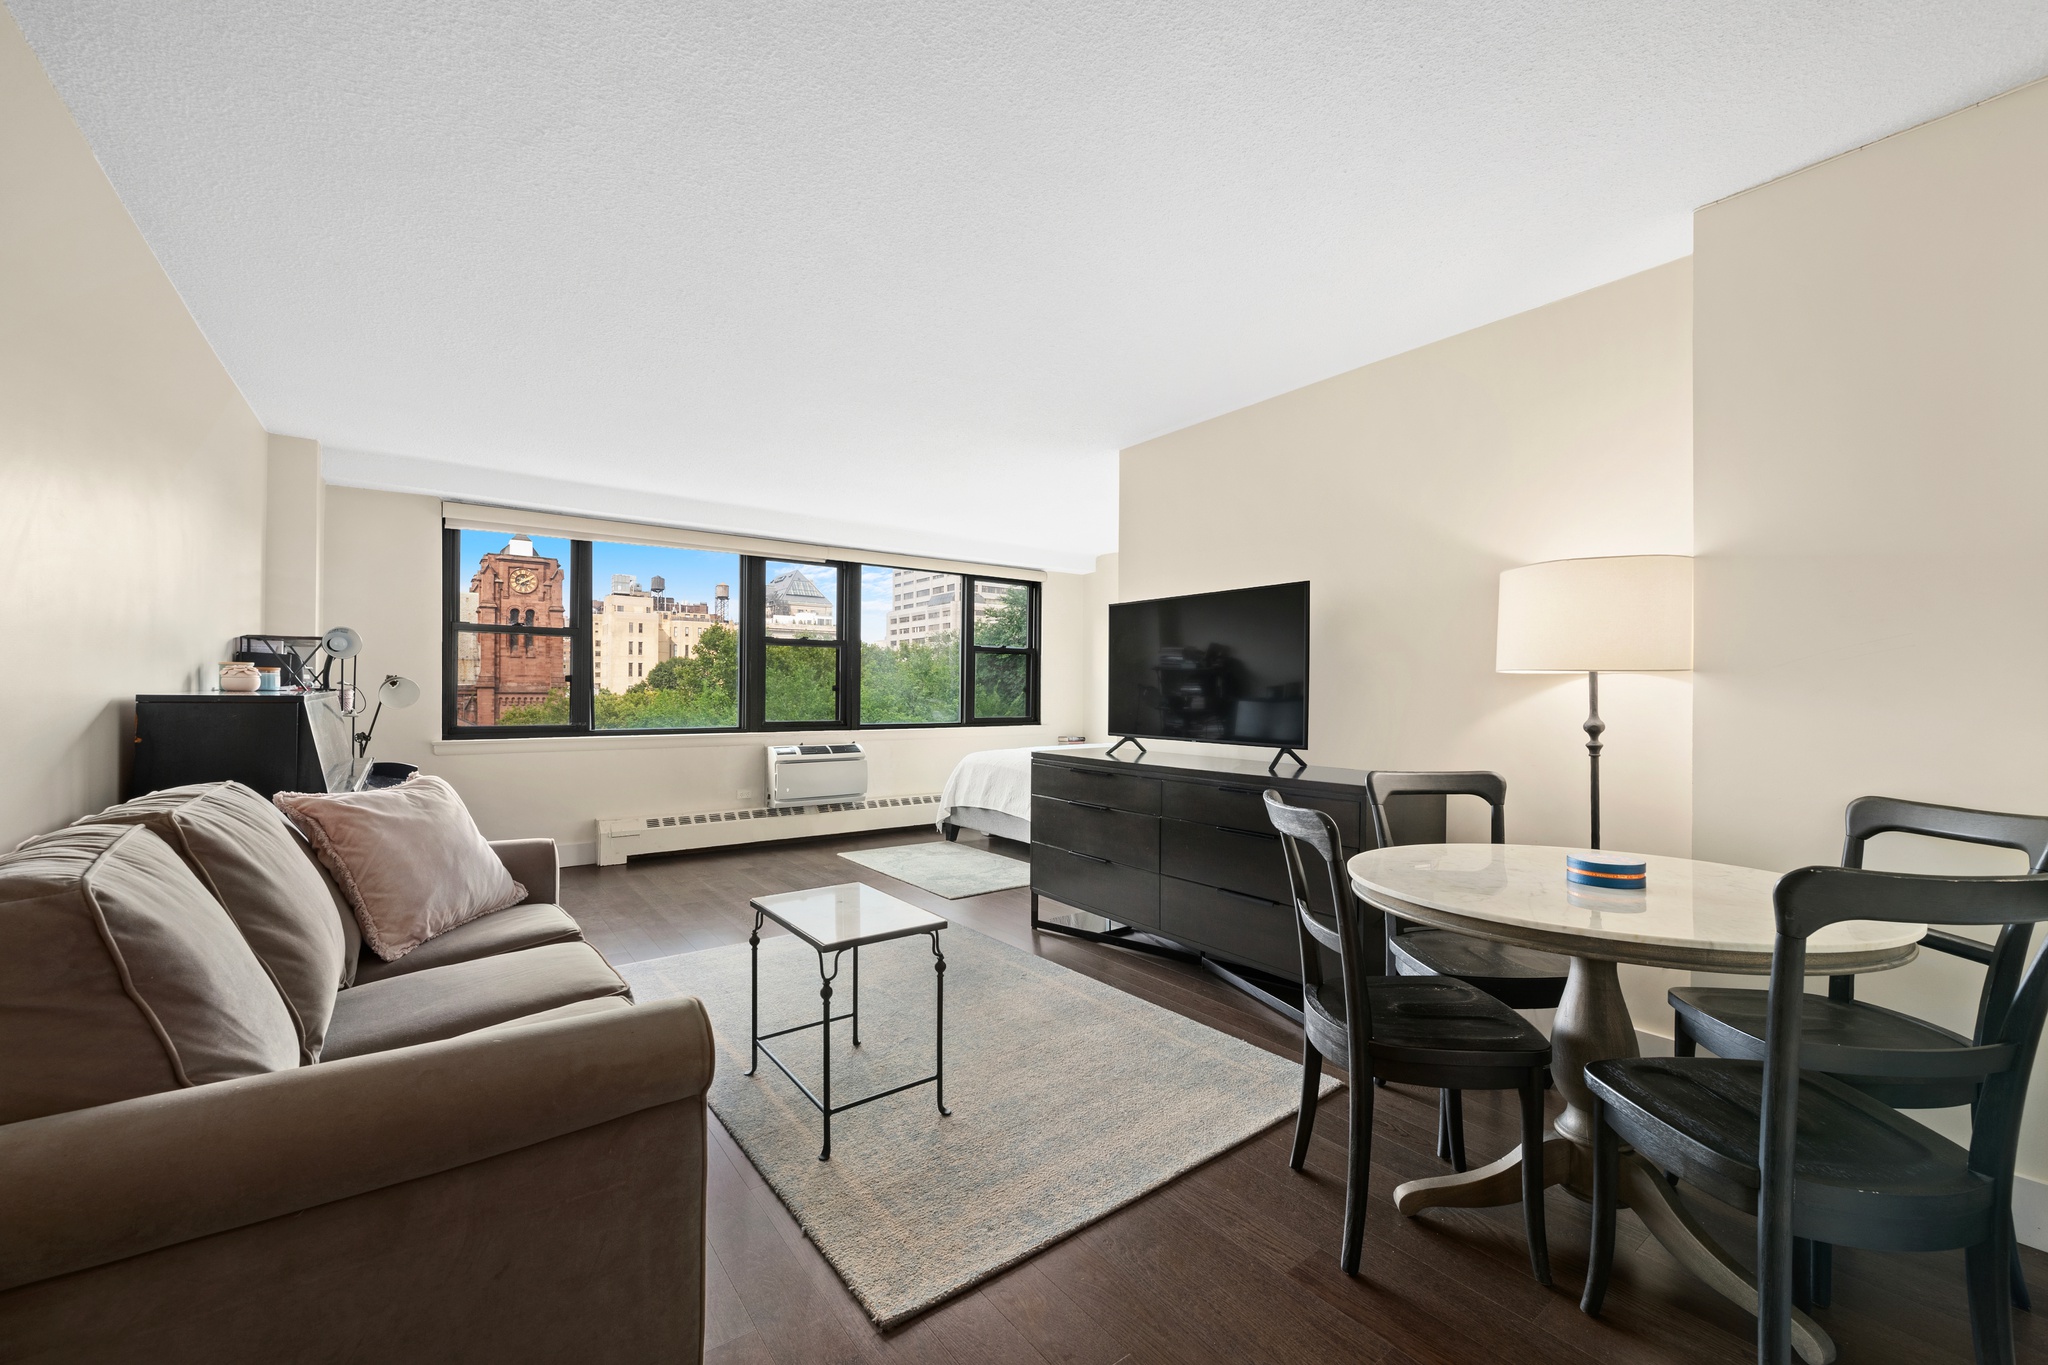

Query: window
[590,540,739,731]
[860,567,961,724]
[758,561,842,726]
[447,530,581,730]
[970,578,1035,721]
[444,528,1037,738]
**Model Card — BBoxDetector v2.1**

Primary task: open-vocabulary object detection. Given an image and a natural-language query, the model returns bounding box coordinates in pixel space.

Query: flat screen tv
[1107,581,1310,759]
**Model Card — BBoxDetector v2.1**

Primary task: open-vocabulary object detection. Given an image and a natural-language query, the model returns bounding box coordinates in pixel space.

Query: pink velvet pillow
[273,776,526,961]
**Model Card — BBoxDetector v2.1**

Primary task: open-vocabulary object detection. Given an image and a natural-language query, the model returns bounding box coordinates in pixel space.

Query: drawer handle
[1067,800,1112,812]
[1067,850,1113,865]
[1217,784,1264,796]
[1216,885,1278,906]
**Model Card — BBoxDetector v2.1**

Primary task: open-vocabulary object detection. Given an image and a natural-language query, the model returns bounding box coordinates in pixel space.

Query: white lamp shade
[1496,555,1693,673]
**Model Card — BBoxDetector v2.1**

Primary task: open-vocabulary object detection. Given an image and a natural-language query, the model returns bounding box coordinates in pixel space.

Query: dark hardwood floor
[562,827,2048,1365]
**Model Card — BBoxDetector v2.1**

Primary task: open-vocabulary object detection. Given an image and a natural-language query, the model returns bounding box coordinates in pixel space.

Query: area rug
[836,840,1030,899]
[620,926,1335,1327]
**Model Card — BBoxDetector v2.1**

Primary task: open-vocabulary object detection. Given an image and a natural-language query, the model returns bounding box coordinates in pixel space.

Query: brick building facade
[456,535,568,724]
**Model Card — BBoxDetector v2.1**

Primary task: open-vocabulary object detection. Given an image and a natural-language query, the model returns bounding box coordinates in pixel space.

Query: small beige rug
[837,840,1030,899]
[621,926,1335,1327]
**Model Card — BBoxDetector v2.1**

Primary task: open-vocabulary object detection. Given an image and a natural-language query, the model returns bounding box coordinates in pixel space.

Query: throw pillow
[274,776,526,961]
[0,824,301,1124]
[75,781,348,1061]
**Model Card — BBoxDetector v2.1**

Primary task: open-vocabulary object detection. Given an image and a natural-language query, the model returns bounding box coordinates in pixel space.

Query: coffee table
[746,882,951,1160]
[1348,844,1923,1365]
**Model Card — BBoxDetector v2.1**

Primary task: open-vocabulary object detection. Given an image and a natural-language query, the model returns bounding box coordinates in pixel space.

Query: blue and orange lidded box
[1565,852,1647,890]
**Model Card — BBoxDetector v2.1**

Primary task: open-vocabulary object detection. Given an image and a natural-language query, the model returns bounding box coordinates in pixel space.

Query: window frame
[442,531,1040,739]
[442,530,592,738]
[963,575,1040,726]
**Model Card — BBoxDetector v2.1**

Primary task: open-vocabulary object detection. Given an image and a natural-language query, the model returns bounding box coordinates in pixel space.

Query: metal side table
[746,882,951,1160]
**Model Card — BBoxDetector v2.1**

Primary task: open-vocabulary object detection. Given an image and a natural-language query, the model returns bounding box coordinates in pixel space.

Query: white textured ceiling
[13,3,2048,571]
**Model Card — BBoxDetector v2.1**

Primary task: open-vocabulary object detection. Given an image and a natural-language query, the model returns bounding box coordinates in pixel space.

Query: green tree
[972,586,1030,716]
[765,640,837,722]
[860,632,961,723]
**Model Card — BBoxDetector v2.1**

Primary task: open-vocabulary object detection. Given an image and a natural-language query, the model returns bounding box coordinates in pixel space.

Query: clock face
[510,568,539,594]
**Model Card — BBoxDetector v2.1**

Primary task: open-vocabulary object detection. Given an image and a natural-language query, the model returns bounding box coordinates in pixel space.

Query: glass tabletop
[749,882,949,950]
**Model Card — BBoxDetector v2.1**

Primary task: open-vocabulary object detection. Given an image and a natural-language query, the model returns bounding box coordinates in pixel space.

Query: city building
[764,565,833,639]
[594,576,730,694]
[883,571,1015,647]
[455,534,568,724]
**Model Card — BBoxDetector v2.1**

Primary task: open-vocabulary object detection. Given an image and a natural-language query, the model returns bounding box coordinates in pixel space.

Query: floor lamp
[1496,555,1693,849]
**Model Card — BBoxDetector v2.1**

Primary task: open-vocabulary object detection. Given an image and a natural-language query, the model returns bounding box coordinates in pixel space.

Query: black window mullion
[443,527,460,737]
[740,556,765,729]
[836,559,858,729]
[570,540,593,731]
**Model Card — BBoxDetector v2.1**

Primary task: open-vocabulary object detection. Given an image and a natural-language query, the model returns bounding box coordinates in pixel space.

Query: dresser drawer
[1159,877,1300,979]
[1161,818,1290,904]
[1161,778,1361,845]
[1033,762,1162,815]
[1030,796,1159,873]
[1032,844,1159,928]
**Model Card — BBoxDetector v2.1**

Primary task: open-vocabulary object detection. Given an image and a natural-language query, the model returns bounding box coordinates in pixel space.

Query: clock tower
[460,535,568,724]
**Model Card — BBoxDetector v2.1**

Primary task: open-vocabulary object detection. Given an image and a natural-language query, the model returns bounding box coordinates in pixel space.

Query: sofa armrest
[491,837,559,905]
[0,996,712,1291]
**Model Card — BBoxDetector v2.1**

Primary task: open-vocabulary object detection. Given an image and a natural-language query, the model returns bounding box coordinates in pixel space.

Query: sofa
[0,781,712,1365]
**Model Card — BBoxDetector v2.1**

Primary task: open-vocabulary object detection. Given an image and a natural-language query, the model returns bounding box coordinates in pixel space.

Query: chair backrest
[1265,790,1374,1043]
[1841,796,2048,1044]
[1757,865,2048,1356]
[1365,770,1506,849]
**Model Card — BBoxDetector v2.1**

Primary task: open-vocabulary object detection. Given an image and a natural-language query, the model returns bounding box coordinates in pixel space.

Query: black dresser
[132,694,357,799]
[1029,748,1444,1009]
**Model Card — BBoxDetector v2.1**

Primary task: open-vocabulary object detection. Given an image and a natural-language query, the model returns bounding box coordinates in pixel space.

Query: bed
[937,744,1098,844]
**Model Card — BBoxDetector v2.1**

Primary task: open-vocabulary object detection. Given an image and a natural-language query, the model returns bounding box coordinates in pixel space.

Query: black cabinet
[1030,749,1444,996]
[132,694,357,799]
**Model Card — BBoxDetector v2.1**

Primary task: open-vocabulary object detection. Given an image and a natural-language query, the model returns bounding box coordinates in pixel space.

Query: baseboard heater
[596,793,942,866]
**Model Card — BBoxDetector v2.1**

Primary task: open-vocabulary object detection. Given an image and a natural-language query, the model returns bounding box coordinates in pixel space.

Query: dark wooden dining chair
[1581,864,2048,1365]
[1670,796,2048,1310]
[1364,771,1569,1169]
[1264,790,1554,1282]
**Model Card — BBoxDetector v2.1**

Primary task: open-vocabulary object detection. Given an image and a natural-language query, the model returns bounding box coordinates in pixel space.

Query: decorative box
[1566,852,1647,890]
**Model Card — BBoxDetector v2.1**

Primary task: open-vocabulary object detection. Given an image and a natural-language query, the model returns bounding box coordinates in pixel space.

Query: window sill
[430,723,1054,756]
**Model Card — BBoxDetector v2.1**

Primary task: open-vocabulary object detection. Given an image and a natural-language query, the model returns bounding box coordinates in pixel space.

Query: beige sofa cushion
[0,825,300,1123]
[351,902,583,985]
[76,782,348,1061]
[275,776,526,962]
[321,941,631,1060]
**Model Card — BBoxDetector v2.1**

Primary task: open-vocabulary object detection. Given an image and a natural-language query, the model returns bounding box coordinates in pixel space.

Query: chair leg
[1968,1228,2019,1365]
[1518,1068,1551,1285]
[2012,1222,2032,1312]
[1437,1089,1467,1171]
[1341,1066,1375,1275]
[1792,1237,1813,1313]
[1290,1039,1322,1171]
[1812,1241,1833,1309]
[1581,1095,1619,1316]
[1673,1017,1696,1058]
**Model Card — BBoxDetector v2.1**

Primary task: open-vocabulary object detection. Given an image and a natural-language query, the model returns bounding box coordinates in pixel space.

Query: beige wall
[1694,79,2048,1230]
[320,485,1091,863]
[1120,259,1694,1026]
[0,12,268,850]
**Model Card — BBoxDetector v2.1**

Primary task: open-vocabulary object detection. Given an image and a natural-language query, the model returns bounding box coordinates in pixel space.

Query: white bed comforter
[937,746,1096,828]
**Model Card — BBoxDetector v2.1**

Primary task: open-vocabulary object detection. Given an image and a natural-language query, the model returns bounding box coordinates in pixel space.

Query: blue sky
[461,532,958,637]
[457,531,738,615]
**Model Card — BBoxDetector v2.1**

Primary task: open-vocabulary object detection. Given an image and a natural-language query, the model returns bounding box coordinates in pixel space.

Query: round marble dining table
[1347,844,1926,1365]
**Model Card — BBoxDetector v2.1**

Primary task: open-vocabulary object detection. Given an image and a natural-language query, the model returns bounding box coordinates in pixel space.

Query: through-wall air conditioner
[766,743,868,806]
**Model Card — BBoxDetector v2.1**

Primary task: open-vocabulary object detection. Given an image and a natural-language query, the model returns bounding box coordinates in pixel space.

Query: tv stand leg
[1268,746,1307,774]
[1105,736,1148,760]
